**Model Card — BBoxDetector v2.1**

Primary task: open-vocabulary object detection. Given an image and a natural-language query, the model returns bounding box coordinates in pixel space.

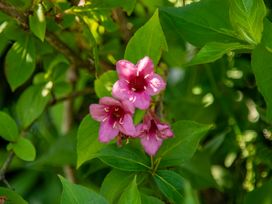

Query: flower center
[110,106,124,120]
[128,74,148,93]
[149,120,158,134]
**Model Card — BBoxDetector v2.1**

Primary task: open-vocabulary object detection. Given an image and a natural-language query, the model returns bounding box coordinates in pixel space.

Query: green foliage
[100,170,135,203]
[188,42,252,66]
[0,187,27,204]
[97,144,150,171]
[159,0,239,47]
[77,115,105,167]
[125,9,168,64]
[29,3,46,42]
[229,0,266,44]
[8,137,36,161]
[1,0,272,203]
[0,111,19,142]
[244,180,272,204]
[251,45,272,121]
[59,176,109,204]
[154,170,184,204]
[157,121,212,167]
[16,85,51,128]
[5,35,36,91]
[94,71,118,98]
[118,176,141,204]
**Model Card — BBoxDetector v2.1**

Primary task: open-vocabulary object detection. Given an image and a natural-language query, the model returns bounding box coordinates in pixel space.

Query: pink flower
[112,56,166,110]
[136,113,173,156]
[89,97,136,143]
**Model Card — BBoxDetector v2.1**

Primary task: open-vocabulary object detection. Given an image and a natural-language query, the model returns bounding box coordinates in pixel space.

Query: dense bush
[0,0,272,203]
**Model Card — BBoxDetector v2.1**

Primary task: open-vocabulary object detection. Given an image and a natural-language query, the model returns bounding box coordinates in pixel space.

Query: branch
[0,152,14,189]
[49,87,93,106]
[0,0,95,73]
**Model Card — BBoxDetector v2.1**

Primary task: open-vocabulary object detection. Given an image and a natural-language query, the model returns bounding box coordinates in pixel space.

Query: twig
[112,8,131,43]
[0,0,95,73]
[0,152,14,189]
[49,88,93,106]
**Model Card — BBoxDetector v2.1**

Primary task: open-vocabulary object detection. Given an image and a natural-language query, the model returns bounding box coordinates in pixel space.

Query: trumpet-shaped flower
[136,113,173,156]
[89,97,136,143]
[112,56,166,109]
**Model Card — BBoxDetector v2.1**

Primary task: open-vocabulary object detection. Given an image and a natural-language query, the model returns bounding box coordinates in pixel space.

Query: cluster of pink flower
[89,56,173,156]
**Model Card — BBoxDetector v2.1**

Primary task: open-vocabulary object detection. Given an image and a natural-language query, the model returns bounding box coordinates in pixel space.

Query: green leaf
[154,170,185,204]
[133,109,146,124]
[141,193,164,204]
[59,176,109,204]
[125,9,168,65]
[5,35,36,91]
[29,3,46,41]
[101,170,135,204]
[98,144,150,171]
[0,187,27,204]
[77,115,106,168]
[229,0,266,45]
[0,111,19,142]
[159,0,240,47]
[252,45,272,121]
[118,176,141,204]
[94,71,118,98]
[10,137,36,161]
[16,85,50,128]
[262,19,272,50]
[73,0,136,15]
[187,42,252,66]
[178,151,217,189]
[244,180,272,204]
[157,120,212,167]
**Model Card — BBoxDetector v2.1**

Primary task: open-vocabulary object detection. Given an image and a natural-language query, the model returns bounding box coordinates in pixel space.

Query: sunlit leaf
[29,3,46,41]
[5,35,36,91]
[125,9,168,65]
[160,0,240,47]
[16,85,51,128]
[229,0,266,44]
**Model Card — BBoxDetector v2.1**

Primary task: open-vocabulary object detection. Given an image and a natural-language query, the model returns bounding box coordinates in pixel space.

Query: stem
[150,156,154,170]
[0,152,14,189]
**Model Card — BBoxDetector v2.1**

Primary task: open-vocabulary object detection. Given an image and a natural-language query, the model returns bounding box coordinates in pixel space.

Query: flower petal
[89,104,106,122]
[136,56,154,76]
[141,134,162,156]
[158,124,174,138]
[99,96,121,106]
[112,80,131,101]
[121,100,135,114]
[135,124,144,136]
[99,121,119,143]
[116,60,136,79]
[133,92,151,110]
[146,74,166,96]
[119,114,136,137]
